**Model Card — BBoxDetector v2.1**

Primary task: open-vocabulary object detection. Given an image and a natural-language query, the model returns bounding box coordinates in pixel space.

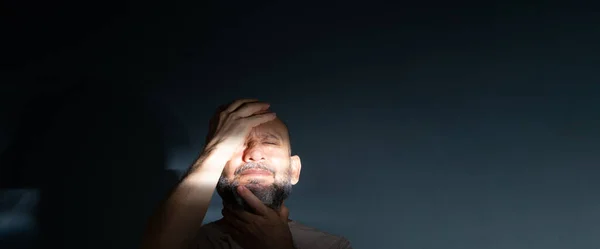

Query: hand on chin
[221,186,295,249]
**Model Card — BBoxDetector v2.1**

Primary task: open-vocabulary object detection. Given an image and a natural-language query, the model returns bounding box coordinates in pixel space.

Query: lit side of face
[216,119,301,210]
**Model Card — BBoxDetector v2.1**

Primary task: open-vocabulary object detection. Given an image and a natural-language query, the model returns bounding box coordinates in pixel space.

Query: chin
[216,174,293,212]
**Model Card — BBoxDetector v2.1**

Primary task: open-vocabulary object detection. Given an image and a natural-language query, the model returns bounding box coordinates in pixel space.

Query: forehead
[248,118,289,141]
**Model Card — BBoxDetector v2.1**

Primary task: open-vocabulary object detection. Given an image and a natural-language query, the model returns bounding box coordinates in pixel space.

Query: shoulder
[288,221,353,249]
[192,220,353,249]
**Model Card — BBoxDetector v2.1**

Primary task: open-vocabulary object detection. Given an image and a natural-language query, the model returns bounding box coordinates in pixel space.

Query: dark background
[2,1,600,249]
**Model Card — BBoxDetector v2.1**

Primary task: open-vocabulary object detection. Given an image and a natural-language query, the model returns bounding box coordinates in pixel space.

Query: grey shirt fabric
[192,219,353,249]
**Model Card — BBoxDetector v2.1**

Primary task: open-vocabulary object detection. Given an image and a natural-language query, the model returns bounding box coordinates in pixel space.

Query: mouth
[239,169,273,176]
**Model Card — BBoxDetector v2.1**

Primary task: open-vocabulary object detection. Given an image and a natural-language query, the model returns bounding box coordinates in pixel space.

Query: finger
[236,185,271,216]
[279,203,290,222]
[225,98,259,113]
[232,102,272,118]
[245,112,277,127]
[217,99,260,131]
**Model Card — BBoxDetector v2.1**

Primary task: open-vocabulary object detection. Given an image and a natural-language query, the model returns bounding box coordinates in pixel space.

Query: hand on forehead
[249,119,287,139]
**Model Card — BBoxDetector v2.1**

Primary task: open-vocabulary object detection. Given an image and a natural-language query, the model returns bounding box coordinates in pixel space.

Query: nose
[243,145,266,162]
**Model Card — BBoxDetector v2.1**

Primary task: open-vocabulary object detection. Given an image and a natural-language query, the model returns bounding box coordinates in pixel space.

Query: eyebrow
[260,133,283,141]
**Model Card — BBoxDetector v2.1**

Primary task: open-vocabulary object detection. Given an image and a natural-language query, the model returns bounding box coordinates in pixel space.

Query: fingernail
[238,186,245,192]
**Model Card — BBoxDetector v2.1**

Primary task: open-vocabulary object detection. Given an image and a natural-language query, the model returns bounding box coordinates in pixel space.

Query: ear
[290,155,301,185]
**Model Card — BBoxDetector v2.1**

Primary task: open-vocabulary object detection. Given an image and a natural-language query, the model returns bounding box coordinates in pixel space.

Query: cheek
[271,158,291,177]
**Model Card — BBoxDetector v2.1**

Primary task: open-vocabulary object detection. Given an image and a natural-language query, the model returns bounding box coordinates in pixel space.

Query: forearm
[140,149,228,249]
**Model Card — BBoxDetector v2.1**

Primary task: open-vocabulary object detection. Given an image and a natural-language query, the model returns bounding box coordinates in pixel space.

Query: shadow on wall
[0,82,186,249]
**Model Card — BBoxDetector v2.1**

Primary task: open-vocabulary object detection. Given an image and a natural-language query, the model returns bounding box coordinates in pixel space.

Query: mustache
[234,162,274,175]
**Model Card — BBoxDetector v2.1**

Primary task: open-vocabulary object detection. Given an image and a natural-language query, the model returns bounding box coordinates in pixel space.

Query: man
[141,99,352,249]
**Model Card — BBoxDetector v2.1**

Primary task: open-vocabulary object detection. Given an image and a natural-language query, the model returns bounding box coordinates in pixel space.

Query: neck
[219,202,292,222]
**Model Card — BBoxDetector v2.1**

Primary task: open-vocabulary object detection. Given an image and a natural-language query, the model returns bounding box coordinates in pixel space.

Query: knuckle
[219,111,228,119]
[243,101,259,108]
[232,99,247,105]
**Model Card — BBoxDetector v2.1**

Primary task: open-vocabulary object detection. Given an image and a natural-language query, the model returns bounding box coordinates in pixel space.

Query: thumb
[279,202,290,221]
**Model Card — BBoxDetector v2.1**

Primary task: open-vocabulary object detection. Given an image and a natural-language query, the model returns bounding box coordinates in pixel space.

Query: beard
[216,161,293,213]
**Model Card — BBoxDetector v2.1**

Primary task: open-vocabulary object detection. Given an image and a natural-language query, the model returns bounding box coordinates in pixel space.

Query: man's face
[216,118,301,212]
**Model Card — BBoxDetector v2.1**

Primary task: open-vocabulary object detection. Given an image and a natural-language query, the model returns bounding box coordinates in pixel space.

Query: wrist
[189,145,231,174]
